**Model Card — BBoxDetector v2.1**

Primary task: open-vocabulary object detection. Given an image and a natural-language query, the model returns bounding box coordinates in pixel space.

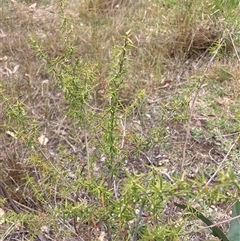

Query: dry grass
[1,0,240,240]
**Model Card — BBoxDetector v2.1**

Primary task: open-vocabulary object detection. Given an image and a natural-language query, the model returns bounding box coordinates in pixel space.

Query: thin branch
[229,32,240,63]
[182,213,240,236]
[131,203,145,241]
[206,135,239,185]
[181,30,232,175]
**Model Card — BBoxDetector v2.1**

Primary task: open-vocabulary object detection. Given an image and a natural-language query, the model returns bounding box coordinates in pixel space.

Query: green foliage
[190,127,204,140]
[175,202,230,241]
[227,200,240,240]
[100,30,134,178]
[212,0,239,12]
[1,0,240,240]
[12,31,238,236]
[175,200,240,241]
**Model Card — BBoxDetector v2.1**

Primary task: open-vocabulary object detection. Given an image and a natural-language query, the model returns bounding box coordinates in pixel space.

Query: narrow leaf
[227,200,240,241]
[174,202,230,241]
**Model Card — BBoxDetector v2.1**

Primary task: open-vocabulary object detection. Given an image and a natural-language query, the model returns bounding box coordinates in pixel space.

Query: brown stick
[181,30,232,175]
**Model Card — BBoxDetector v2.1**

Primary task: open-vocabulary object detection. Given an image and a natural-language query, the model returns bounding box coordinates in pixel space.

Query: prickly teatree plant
[1,0,240,240]
[24,27,240,240]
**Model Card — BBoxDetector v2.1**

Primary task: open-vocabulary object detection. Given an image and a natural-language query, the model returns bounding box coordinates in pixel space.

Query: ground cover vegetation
[0,0,240,240]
